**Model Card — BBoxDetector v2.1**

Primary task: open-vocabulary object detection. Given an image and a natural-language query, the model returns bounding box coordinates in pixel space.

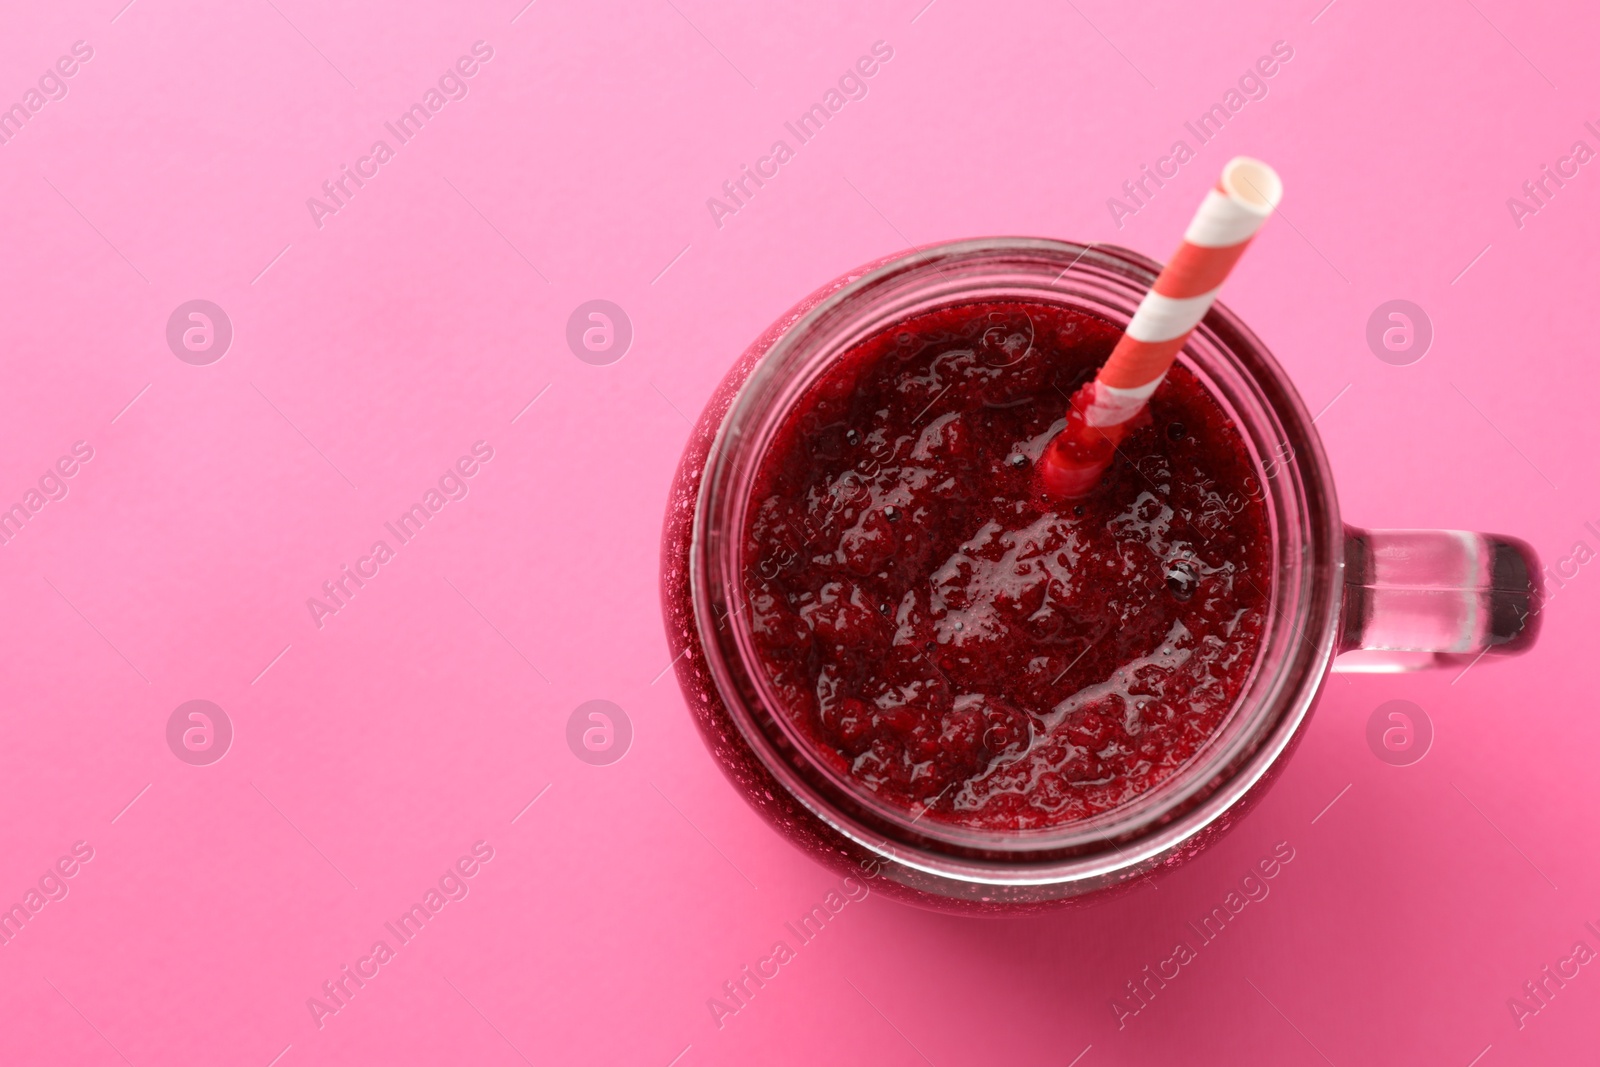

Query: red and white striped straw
[1038,157,1283,498]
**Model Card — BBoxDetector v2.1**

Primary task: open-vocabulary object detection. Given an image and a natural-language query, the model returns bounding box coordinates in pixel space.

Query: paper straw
[1038,157,1283,499]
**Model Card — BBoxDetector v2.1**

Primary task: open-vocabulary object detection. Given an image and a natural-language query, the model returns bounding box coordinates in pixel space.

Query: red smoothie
[741,300,1271,832]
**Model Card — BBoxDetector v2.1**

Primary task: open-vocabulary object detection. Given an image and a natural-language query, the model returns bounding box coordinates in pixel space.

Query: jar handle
[1334,527,1543,673]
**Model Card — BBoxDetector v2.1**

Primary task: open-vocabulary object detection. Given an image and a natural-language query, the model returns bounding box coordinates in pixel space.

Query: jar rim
[688,238,1343,893]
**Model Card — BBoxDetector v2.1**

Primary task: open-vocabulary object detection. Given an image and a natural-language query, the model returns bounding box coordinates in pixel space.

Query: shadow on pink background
[0,0,1595,1064]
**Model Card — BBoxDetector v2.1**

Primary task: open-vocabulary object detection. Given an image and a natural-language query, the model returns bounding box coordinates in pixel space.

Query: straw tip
[1035,457,1104,500]
[1220,157,1283,215]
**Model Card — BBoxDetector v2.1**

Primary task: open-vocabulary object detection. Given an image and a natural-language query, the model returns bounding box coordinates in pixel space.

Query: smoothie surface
[743,300,1271,831]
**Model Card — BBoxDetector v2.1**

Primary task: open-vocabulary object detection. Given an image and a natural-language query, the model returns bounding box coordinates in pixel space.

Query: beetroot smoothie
[740,300,1271,832]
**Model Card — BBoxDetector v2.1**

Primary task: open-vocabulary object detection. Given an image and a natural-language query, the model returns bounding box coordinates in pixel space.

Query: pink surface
[0,1,1595,1064]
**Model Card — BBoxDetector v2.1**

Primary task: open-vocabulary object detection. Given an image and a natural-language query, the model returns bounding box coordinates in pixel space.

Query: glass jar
[660,239,1540,911]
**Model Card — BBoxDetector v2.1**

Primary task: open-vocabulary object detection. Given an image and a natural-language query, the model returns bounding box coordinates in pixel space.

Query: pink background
[0,0,1595,1064]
